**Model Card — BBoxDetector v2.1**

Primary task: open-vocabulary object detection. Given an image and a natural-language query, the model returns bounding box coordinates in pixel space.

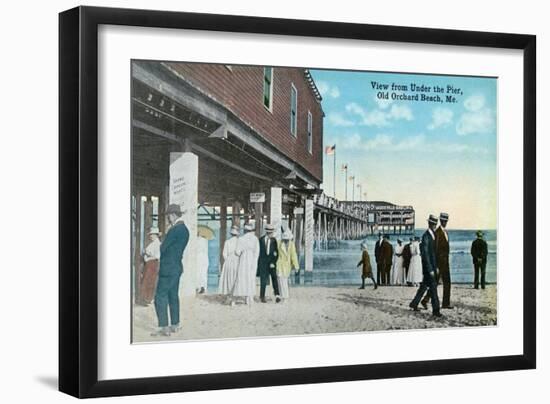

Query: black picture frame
[59,5,536,398]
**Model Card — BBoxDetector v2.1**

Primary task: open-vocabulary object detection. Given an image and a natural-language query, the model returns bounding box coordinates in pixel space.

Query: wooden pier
[130,60,415,300]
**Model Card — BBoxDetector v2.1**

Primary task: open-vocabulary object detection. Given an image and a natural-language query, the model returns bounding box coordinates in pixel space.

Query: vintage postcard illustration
[131,60,496,342]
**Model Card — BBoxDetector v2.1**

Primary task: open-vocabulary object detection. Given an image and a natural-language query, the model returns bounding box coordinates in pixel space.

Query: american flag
[325,144,336,155]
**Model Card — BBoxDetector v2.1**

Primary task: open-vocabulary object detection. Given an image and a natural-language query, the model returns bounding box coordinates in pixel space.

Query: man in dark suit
[421,212,453,309]
[374,232,383,286]
[380,234,393,285]
[402,238,413,280]
[152,204,190,337]
[409,215,442,317]
[257,224,280,303]
[471,230,488,289]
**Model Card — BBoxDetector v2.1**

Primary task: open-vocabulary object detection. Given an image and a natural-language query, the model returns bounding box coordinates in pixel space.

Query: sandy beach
[132,283,496,343]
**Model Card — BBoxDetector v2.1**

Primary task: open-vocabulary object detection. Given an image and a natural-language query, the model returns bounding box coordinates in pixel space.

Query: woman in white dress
[407,237,423,285]
[232,223,259,305]
[391,239,406,285]
[218,226,240,302]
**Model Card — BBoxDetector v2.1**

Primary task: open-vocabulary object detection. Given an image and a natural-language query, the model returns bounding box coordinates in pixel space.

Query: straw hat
[282,229,294,240]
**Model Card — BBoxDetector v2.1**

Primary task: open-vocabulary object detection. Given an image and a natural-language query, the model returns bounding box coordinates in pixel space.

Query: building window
[290,84,297,136]
[263,67,273,110]
[307,111,313,153]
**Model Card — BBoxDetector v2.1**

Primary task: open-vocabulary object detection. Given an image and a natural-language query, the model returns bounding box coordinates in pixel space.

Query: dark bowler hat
[383,234,390,240]
[165,204,183,216]
[476,230,484,238]
[428,214,438,225]
[440,212,449,221]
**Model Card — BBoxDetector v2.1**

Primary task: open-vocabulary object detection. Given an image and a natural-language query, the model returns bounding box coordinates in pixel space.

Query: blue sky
[310,69,497,230]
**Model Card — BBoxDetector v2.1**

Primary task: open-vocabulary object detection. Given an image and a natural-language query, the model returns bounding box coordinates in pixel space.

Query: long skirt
[391,259,406,285]
[218,255,239,295]
[233,254,257,297]
[277,275,290,299]
[407,256,423,284]
[140,259,159,304]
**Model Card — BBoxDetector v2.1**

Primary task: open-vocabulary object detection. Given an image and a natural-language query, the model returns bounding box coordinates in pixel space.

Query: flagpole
[344,166,348,200]
[333,147,336,199]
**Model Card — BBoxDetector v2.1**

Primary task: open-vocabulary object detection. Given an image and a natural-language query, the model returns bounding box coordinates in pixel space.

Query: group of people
[138,203,491,335]
[218,223,300,306]
[357,233,425,291]
[137,201,301,337]
[358,212,490,319]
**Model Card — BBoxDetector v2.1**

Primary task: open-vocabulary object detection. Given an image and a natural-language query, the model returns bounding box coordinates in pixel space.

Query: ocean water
[206,229,497,289]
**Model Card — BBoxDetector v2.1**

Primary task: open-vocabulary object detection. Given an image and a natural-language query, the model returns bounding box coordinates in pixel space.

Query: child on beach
[357,243,377,290]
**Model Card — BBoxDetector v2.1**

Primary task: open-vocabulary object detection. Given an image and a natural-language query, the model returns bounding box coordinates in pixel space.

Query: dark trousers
[411,272,440,314]
[474,260,487,289]
[439,269,451,306]
[260,269,280,298]
[154,273,182,327]
[382,264,391,285]
[422,262,451,307]
[376,262,382,285]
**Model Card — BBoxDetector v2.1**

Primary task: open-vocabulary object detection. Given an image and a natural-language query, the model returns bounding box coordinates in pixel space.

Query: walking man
[471,230,488,289]
[152,204,189,337]
[409,215,442,318]
[257,224,280,303]
[421,212,453,309]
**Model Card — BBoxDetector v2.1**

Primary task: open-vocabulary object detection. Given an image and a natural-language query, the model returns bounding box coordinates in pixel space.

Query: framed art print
[59,6,536,398]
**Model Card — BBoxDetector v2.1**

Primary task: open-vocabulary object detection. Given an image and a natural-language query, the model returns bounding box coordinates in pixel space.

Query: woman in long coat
[233,223,259,305]
[218,226,240,302]
[406,237,423,285]
[357,242,377,289]
[276,229,299,300]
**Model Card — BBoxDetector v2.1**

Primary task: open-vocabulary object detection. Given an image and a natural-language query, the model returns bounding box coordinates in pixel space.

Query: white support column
[270,187,282,239]
[304,199,314,272]
[169,152,198,297]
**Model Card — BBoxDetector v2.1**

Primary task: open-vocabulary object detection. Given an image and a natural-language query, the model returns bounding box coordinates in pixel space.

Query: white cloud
[374,95,393,109]
[339,131,489,155]
[316,80,340,99]
[341,133,362,149]
[388,104,413,121]
[464,95,486,111]
[428,107,454,130]
[328,112,355,127]
[394,134,425,150]
[329,87,341,98]
[345,102,413,127]
[363,134,393,150]
[456,108,494,135]
[345,102,387,127]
